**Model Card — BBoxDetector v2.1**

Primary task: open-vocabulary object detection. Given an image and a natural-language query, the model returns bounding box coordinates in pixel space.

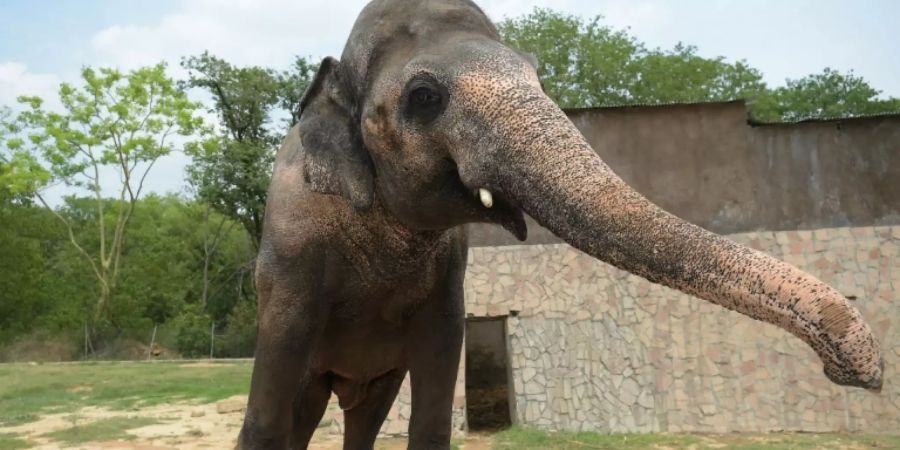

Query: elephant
[237,0,884,448]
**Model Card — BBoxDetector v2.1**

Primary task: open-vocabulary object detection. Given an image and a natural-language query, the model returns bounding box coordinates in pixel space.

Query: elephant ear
[297,57,375,210]
[517,50,539,70]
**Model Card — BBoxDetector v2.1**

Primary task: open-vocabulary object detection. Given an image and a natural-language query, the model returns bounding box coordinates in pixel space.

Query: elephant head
[298,0,883,390]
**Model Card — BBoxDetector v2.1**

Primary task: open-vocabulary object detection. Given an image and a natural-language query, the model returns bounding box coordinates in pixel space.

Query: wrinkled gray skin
[238,0,884,448]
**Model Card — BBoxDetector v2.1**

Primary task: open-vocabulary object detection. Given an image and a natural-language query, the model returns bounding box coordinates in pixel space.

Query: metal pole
[147,324,158,360]
[209,322,216,359]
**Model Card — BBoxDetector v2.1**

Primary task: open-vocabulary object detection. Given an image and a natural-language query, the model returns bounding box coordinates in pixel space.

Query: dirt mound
[92,339,178,360]
[0,334,78,362]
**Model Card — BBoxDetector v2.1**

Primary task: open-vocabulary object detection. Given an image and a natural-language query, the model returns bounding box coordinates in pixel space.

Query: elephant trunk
[454,76,883,391]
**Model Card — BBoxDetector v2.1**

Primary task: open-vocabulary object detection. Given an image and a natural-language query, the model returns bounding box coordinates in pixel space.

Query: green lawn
[0,433,30,450]
[492,427,701,449]
[491,427,900,449]
[0,360,251,427]
[43,417,162,445]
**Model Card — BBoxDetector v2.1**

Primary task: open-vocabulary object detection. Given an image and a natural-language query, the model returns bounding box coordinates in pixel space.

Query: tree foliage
[499,8,900,121]
[181,52,314,248]
[0,202,64,343]
[752,68,900,121]
[0,194,255,354]
[498,9,767,109]
[1,106,48,201]
[8,64,210,332]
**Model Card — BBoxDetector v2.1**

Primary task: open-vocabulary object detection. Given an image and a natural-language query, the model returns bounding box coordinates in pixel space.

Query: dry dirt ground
[0,395,494,450]
[1,395,247,449]
[3,397,897,450]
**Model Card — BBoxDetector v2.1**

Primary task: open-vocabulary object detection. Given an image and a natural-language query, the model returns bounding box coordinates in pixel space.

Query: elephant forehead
[455,55,540,97]
[453,64,546,128]
[341,0,499,96]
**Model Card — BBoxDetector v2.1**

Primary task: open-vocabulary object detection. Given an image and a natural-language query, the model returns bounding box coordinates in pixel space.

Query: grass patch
[43,416,161,445]
[0,433,29,450]
[0,414,37,428]
[706,432,900,450]
[492,427,900,449]
[493,427,701,449]
[0,361,251,426]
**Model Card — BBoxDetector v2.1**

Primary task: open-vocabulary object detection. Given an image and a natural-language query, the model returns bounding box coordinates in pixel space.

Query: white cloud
[600,0,667,34]
[86,0,651,72]
[0,62,61,110]
[89,0,369,74]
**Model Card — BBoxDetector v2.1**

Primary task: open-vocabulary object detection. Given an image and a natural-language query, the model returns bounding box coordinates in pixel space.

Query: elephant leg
[237,260,329,450]
[290,373,333,449]
[407,248,466,450]
[341,369,406,450]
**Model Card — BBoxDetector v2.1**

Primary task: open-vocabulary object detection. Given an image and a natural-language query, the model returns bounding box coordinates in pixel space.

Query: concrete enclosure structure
[320,101,899,436]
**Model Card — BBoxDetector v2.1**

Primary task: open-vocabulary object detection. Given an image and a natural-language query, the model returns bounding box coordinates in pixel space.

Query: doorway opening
[465,316,513,431]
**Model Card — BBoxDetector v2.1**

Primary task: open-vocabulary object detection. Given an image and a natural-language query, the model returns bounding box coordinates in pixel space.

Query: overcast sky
[2,0,898,201]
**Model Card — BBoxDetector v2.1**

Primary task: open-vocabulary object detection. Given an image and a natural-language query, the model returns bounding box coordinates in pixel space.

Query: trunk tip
[825,354,884,393]
[864,357,885,394]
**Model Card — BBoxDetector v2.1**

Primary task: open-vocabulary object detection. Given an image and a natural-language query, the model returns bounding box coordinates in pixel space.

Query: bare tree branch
[35,191,106,290]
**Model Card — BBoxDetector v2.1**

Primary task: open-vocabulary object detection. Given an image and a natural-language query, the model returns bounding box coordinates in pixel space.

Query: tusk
[478,188,493,208]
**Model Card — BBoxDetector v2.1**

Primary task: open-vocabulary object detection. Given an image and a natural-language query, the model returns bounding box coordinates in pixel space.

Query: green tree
[629,43,767,105]
[9,64,210,334]
[499,9,764,108]
[181,52,314,248]
[170,303,213,358]
[0,193,255,352]
[217,298,257,357]
[0,203,65,344]
[499,9,641,107]
[276,56,318,129]
[753,68,900,121]
[500,8,900,121]
[109,195,251,329]
[1,106,48,201]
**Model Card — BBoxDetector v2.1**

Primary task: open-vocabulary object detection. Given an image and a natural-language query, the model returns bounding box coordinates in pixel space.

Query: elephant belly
[310,331,406,375]
[309,322,408,400]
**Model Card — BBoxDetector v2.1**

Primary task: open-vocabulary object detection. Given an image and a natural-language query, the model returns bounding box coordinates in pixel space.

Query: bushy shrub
[217,300,257,358]
[171,305,212,358]
[0,331,79,362]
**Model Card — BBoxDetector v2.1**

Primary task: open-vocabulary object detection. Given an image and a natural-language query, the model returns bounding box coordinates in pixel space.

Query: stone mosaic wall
[466,225,899,433]
[318,225,897,437]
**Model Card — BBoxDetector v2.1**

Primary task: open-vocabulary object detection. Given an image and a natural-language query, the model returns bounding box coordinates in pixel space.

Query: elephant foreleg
[290,373,333,449]
[341,369,406,450]
[237,258,329,450]
[407,249,466,450]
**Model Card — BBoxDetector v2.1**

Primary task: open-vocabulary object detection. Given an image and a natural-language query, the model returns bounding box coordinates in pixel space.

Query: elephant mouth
[441,158,527,241]
[478,188,527,241]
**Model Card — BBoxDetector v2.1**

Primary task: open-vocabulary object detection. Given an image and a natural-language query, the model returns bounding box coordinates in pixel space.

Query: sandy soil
[0,396,490,450]
[1,395,332,449]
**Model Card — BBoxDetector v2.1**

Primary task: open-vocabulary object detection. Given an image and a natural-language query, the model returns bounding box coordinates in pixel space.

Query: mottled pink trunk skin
[453,62,883,391]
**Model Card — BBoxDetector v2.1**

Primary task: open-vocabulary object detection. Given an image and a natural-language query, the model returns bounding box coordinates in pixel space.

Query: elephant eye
[404,76,447,124]
[410,87,441,105]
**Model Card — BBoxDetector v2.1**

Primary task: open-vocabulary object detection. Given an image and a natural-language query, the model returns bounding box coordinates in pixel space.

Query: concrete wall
[466,225,899,433]
[469,102,900,246]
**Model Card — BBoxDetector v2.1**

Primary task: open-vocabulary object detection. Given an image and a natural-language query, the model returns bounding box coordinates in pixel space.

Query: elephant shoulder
[262,126,353,260]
